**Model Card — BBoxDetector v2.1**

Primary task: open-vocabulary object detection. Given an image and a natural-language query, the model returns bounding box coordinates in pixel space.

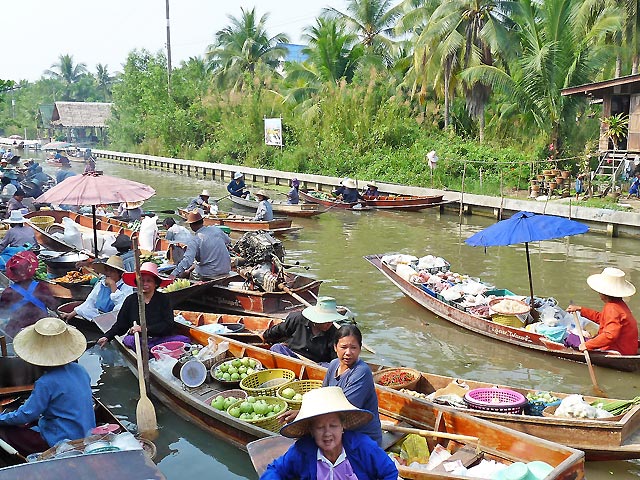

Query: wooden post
[459,163,466,224]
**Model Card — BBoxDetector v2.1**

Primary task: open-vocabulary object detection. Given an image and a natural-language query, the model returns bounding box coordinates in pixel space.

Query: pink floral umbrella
[35,172,156,256]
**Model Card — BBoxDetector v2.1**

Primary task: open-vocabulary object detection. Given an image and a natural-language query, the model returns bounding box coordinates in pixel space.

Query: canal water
[38,157,640,478]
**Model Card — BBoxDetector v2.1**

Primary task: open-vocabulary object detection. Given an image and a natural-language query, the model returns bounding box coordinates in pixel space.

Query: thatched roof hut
[51,102,113,128]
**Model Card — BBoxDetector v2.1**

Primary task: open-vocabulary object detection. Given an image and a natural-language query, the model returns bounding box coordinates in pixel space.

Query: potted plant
[602,113,629,150]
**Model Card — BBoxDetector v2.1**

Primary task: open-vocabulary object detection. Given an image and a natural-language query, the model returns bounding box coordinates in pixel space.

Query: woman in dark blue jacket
[261,387,397,480]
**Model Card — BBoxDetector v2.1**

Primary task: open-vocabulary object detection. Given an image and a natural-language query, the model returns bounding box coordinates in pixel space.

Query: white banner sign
[264,118,283,146]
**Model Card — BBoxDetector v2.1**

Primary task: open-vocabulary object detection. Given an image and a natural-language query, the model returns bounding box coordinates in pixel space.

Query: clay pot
[555,177,564,185]
[543,170,552,175]
[561,171,570,179]
[552,169,561,176]
[536,174,544,181]
[531,185,540,192]
[531,180,539,186]
[549,182,558,190]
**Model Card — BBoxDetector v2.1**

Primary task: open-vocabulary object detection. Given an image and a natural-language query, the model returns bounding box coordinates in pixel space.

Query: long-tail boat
[25,210,170,252]
[229,195,326,217]
[177,209,302,235]
[363,194,445,211]
[171,271,322,317]
[111,327,585,479]
[364,253,640,372]
[173,309,640,461]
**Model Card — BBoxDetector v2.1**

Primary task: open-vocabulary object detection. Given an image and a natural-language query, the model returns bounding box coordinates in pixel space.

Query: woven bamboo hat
[587,267,636,298]
[92,255,125,275]
[126,200,144,209]
[186,211,204,224]
[280,387,373,438]
[343,179,357,189]
[302,296,346,324]
[200,189,210,197]
[255,190,269,199]
[13,317,86,367]
[366,181,378,188]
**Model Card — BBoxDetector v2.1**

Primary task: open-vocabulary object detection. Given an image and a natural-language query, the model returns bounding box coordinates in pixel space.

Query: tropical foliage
[1,1,639,193]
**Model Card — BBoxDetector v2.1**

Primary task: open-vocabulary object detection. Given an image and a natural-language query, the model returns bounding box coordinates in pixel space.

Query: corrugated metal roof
[51,101,113,127]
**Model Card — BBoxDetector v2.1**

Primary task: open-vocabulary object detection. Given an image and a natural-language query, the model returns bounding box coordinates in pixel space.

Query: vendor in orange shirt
[567,267,638,355]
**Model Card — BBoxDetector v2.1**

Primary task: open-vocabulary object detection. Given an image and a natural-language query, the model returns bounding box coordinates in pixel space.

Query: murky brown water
[39,156,640,478]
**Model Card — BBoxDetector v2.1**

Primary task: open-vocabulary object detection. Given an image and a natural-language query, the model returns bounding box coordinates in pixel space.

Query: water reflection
[34,156,640,479]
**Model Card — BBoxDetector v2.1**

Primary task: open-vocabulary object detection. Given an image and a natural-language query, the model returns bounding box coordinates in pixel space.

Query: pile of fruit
[526,391,559,404]
[34,260,48,281]
[227,396,284,420]
[139,253,162,265]
[376,369,418,388]
[210,394,245,411]
[213,357,260,382]
[162,278,191,292]
[279,387,303,402]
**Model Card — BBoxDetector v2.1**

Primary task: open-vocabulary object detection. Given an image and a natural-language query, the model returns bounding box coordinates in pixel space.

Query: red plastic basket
[463,388,527,414]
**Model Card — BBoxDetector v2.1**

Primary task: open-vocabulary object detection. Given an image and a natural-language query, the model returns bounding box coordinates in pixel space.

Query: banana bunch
[162,278,191,292]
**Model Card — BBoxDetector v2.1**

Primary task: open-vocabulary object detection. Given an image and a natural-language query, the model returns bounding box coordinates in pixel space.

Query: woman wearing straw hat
[0,251,57,342]
[186,189,216,215]
[253,190,274,221]
[0,211,37,254]
[60,255,134,323]
[332,178,364,204]
[97,262,189,349]
[262,297,344,364]
[566,267,638,355]
[117,200,144,221]
[261,387,397,480]
[0,317,95,457]
[363,181,380,198]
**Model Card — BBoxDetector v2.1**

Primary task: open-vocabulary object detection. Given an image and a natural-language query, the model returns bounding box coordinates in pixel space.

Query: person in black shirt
[262,297,346,365]
[97,262,189,350]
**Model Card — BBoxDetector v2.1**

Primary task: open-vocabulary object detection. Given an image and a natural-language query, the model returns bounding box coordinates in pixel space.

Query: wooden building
[562,74,640,152]
[50,101,112,144]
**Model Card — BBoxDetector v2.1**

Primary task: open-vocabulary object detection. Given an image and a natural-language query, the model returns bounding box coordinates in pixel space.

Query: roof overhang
[561,74,640,97]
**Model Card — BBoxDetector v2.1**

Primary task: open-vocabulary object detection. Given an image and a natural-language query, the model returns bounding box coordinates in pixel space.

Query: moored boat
[177,209,302,235]
[363,194,445,210]
[364,253,640,372]
[174,309,282,343]
[112,328,585,479]
[229,195,326,217]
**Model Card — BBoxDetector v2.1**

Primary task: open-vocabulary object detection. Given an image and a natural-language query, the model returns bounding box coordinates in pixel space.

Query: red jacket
[581,300,639,355]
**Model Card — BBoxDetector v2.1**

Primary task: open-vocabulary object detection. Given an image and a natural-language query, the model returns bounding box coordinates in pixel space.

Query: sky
[4,0,350,83]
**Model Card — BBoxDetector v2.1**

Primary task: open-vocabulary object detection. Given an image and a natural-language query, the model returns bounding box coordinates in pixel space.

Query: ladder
[595,150,629,187]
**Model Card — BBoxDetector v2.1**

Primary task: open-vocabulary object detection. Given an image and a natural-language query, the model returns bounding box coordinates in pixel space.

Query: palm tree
[324,0,403,61]
[45,54,88,85]
[206,7,289,89]
[621,0,640,74]
[95,64,113,101]
[461,0,622,146]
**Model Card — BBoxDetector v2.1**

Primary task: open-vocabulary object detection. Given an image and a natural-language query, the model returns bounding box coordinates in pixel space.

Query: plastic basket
[227,396,289,432]
[27,215,55,230]
[150,341,186,360]
[525,399,561,416]
[276,380,323,408]
[211,357,263,387]
[484,289,516,297]
[464,388,527,414]
[491,314,525,328]
[240,369,296,397]
[373,367,421,391]
[420,284,437,297]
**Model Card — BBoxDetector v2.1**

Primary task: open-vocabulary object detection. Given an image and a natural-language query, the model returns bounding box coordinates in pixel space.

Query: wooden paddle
[0,437,27,463]
[572,310,606,396]
[380,421,479,444]
[132,234,158,438]
[277,283,377,355]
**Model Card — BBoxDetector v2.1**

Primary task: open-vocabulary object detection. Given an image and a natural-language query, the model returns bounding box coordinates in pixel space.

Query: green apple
[248,359,257,368]
[273,405,282,414]
[232,359,242,368]
[240,357,250,367]
[253,402,269,415]
[238,366,247,374]
[247,396,257,403]
[219,364,229,373]
[280,387,296,400]
[231,372,240,381]
[293,393,303,402]
[239,402,253,414]
[228,407,241,418]
[222,373,231,381]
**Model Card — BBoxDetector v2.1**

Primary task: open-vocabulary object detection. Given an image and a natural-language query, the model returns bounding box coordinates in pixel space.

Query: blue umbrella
[465,211,589,300]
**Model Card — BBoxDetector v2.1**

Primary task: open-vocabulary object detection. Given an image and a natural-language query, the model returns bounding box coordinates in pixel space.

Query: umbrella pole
[92,205,99,258]
[525,242,534,302]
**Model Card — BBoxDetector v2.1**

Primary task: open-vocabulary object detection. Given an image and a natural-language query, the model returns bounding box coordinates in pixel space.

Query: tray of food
[52,271,96,287]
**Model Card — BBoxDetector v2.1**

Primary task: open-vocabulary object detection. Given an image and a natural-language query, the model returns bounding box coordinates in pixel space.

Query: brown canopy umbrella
[35,172,156,257]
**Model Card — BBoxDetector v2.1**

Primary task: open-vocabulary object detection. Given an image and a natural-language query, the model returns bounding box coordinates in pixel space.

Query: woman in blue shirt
[0,317,95,457]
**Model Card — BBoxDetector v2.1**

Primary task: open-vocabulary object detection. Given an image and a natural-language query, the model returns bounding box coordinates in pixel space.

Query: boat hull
[229,195,325,217]
[177,209,301,235]
[363,194,444,210]
[364,254,640,372]
[299,190,361,209]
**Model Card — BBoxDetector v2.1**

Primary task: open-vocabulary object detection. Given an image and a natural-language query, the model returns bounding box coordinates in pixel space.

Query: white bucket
[178,359,207,388]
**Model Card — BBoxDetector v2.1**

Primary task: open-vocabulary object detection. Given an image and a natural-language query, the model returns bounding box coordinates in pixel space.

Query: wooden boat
[25,210,170,252]
[299,189,368,210]
[177,209,302,235]
[173,271,322,318]
[365,253,640,372]
[174,309,282,343]
[363,194,445,210]
[229,195,325,217]
[112,328,585,479]
[172,306,640,461]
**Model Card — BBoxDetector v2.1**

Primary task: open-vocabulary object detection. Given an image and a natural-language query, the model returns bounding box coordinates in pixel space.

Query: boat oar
[277,283,376,355]
[215,193,232,202]
[381,421,479,444]
[0,438,27,463]
[572,310,606,397]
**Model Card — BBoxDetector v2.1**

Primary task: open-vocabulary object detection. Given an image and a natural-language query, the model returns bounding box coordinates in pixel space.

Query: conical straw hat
[13,318,86,367]
[280,386,372,438]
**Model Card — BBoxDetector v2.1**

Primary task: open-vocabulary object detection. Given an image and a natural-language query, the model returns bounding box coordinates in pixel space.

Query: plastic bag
[399,434,430,465]
[62,217,83,249]
[138,216,158,252]
[153,351,178,379]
